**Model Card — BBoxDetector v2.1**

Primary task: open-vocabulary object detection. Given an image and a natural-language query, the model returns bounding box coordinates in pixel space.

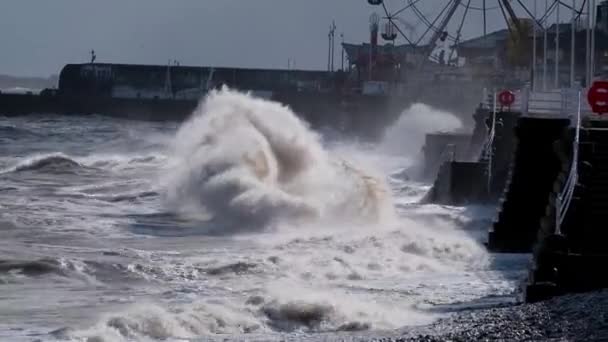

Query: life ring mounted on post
[588,81,608,115]
[498,90,515,111]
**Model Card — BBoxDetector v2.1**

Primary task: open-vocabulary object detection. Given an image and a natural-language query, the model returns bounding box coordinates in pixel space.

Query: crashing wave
[163,87,393,227]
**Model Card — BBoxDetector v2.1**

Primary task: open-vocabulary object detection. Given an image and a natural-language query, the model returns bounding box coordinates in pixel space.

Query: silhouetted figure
[91,50,96,64]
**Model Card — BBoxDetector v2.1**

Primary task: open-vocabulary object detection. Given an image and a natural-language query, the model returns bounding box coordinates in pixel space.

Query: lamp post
[330,21,337,72]
[533,1,537,91]
[369,13,380,81]
[328,30,331,73]
[570,0,576,87]
[341,33,345,71]
[555,1,560,89]
[591,0,596,82]
[543,0,548,90]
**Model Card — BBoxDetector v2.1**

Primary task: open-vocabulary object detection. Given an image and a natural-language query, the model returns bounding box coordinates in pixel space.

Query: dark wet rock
[367,263,382,271]
[262,300,334,330]
[400,242,427,256]
[342,245,356,254]
[205,262,257,276]
[0,258,64,276]
[325,272,339,280]
[86,337,105,342]
[243,324,261,333]
[246,295,265,306]
[347,272,364,281]
[267,256,280,264]
[48,327,73,339]
[337,321,371,331]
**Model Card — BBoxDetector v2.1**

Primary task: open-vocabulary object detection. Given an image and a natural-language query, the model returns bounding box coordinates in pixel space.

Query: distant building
[456,29,510,70]
[455,21,608,86]
[58,63,335,100]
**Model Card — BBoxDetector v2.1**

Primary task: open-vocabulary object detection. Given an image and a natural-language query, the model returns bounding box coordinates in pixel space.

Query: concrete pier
[421,132,473,182]
[424,110,519,205]
[424,161,489,205]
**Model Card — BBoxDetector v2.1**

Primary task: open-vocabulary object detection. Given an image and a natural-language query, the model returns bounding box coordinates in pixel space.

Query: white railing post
[523,86,530,115]
[556,90,582,235]
[560,88,566,116]
[555,196,562,235]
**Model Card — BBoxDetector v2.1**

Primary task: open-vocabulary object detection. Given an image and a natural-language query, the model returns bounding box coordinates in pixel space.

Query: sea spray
[378,103,464,182]
[163,88,393,226]
[381,103,464,157]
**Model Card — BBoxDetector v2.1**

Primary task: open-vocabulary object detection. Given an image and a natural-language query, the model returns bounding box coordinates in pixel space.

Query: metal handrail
[555,91,581,235]
[438,143,456,164]
[483,91,498,193]
[483,87,587,117]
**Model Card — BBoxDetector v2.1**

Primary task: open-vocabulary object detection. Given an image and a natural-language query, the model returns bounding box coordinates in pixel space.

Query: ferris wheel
[366,0,591,68]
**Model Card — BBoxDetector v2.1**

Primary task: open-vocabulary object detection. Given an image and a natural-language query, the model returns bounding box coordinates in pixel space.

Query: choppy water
[0,89,528,342]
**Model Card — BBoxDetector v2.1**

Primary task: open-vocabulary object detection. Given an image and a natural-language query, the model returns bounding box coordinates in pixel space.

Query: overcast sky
[1,0,570,77]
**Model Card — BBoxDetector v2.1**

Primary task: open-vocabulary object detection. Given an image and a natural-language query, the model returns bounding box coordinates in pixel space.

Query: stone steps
[526,125,608,302]
[488,116,571,252]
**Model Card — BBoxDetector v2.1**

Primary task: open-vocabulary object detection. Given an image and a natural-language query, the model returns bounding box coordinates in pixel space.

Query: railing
[555,91,582,235]
[482,91,498,194]
[482,86,592,117]
[484,89,525,112]
[481,86,584,231]
[439,143,456,164]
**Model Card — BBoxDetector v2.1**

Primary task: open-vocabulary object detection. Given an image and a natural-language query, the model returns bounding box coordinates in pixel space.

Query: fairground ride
[365,0,598,89]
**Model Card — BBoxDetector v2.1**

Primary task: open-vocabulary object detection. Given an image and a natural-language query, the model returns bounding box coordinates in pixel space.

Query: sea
[0,89,529,342]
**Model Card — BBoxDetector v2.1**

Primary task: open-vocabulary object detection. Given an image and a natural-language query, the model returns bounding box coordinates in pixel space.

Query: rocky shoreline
[392,290,608,342]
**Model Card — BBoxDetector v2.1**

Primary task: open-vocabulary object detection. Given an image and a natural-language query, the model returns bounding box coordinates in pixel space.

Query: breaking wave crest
[0,257,102,285]
[2,152,167,175]
[3,153,84,173]
[163,88,393,226]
